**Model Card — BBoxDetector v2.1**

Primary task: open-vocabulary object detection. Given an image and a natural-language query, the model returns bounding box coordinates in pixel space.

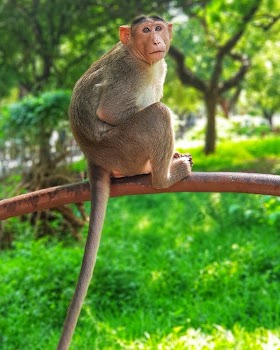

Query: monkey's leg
[151,151,191,189]
[94,102,191,186]
[124,102,192,188]
[146,104,192,189]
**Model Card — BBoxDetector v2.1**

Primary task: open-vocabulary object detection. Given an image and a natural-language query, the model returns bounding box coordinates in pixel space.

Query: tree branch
[218,2,259,55]
[253,13,280,31]
[210,2,259,89]
[219,54,250,93]
[169,46,208,93]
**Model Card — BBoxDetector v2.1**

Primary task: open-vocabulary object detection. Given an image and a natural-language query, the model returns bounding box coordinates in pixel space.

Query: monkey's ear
[168,23,173,40]
[119,25,131,44]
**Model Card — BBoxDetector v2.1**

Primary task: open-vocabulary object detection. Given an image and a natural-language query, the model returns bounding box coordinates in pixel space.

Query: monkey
[57,15,193,350]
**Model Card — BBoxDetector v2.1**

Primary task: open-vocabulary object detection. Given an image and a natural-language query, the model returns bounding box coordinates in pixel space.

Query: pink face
[120,20,173,65]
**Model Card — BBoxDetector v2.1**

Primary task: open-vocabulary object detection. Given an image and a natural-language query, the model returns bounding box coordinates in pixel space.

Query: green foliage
[3,90,71,140]
[230,121,271,137]
[261,196,280,226]
[0,0,172,96]
[242,38,280,119]
[164,62,202,114]
[69,158,87,174]
[171,0,277,84]
[1,90,71,168]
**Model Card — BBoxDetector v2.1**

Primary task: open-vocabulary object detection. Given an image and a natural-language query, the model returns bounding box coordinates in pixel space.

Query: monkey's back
[69,42,166,151]
[70,43,141,144]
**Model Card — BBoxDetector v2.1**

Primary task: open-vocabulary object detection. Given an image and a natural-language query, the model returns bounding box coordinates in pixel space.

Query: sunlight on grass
[150,270,164,282]
[174,234,193,251]
[137,215,152,231]
[178,136,280,173]
[105,325,280,350]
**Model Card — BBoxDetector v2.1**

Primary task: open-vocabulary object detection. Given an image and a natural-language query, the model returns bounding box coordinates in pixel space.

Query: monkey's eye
[142,27,151,33]
[155,25,162,31]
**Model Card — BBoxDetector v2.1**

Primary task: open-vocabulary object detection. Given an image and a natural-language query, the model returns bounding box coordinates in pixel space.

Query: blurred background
[1,1,280,349]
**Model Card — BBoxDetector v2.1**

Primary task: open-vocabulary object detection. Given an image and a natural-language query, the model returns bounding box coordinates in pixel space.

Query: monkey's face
[120,20,172,65]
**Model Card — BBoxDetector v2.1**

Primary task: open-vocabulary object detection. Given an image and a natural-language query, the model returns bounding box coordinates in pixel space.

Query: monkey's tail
[57,164,110,350]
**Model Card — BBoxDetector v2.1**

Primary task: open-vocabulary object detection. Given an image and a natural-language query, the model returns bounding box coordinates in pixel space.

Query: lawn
[0,136,280,349]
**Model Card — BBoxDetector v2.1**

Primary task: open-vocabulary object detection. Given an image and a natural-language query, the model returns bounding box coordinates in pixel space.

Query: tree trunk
[204,93,217,155]
[263,109,274,130]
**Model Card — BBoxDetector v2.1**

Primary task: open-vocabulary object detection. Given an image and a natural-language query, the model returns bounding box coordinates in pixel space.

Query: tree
[1,90,89,237]
[169,0,280,154]
[0,0,175,98]
[4,90,71,166]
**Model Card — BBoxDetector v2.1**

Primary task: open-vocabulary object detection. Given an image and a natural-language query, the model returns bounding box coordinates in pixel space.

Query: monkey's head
[119,15,172,65]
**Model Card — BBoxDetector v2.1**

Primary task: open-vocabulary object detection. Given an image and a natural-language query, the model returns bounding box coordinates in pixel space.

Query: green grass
[179,136,280,174]
[0,136,280,349]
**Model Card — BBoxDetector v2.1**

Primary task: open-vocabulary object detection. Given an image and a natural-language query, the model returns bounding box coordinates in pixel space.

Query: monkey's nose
[152,35,161,45]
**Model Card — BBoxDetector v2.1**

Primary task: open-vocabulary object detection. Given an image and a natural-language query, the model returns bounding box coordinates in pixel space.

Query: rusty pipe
[1,172,280,220]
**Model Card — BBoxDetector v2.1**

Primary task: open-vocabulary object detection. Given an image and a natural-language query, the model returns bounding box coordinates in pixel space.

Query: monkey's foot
[173,152,193,167]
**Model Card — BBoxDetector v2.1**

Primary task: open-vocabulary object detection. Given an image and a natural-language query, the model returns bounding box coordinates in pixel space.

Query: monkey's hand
[173,152,193,167]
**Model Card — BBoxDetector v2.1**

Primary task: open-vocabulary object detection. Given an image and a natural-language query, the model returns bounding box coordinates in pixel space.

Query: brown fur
[57,17,192,350]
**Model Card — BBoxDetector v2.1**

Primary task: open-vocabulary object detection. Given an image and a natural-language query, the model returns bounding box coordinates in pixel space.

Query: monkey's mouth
[150,50,164,54]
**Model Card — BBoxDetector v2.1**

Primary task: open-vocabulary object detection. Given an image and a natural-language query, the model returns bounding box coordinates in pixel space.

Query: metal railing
[1,172,280,220]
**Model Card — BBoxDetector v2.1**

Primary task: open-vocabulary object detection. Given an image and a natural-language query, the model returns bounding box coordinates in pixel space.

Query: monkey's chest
[136,84,162,109]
